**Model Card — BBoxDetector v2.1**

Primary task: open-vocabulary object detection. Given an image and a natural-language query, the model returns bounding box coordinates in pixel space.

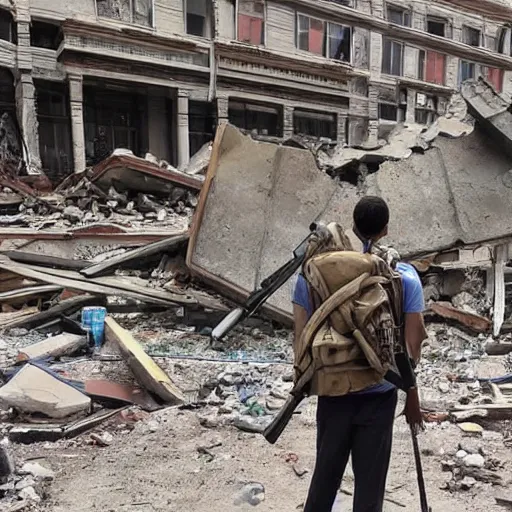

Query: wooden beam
[494,245,507,337]
[1,251,89,271]
[81,234,188,278]
[104,316,184,405]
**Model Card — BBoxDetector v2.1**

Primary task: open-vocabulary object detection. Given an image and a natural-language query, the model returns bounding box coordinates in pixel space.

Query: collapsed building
[0,0,512,183]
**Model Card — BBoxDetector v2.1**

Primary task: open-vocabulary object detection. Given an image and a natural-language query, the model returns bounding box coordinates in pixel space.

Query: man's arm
[293,303,309,351]
[405,312,428,363]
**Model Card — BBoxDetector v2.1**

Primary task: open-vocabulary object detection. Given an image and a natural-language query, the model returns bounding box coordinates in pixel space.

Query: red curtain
[309,20,324,55]
[425,51,445,85]
[488,67,504,92]
[238,14,262,45]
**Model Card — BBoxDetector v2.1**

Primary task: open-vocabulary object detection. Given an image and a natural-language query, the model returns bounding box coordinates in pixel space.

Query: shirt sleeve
[397,263,425,314]
[292,274,312,317]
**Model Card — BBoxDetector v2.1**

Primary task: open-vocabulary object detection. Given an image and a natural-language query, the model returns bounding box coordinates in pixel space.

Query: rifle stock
[263,393,304,444]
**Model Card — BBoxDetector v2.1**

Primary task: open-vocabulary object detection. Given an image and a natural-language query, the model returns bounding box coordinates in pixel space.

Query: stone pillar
[68,74,86,173]
[15,73,41,171]
[177,89,190,168]
[406,88,417,124]
[337,113,348,145]
[367,85,379,146]
[217,96,229,125]
[283,105,294,139]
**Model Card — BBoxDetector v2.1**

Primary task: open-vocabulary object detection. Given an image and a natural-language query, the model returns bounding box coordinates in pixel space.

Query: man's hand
[403,387,424,435]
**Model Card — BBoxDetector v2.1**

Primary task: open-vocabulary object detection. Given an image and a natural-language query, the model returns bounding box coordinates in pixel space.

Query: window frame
[386,4,411,27]
[459,60,476,84]
[381,37,404,77]
[293,108,337,140]
[296,12,352,63]
[462,25,482,47]
[184,0,213,38]
[0,8,16,44]
[228,99,283,138]
[418,49,446,85]
[95,0,155,29]
[236,0,266,46]
[426,16,448,38]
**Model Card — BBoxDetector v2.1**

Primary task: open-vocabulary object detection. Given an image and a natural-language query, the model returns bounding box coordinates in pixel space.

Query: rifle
[411,426,432,512]
[211,222,329,342]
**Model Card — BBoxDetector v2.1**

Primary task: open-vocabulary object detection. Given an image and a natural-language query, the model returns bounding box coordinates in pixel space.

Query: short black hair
[353,196,389,239]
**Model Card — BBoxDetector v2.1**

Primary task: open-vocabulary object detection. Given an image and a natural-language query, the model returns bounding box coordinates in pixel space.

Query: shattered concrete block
[0,364,91,419]
[17,333,86,362]
[19,462,54,481]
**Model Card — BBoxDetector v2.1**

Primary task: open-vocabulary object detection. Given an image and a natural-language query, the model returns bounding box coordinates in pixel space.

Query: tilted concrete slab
[187,124,512,322]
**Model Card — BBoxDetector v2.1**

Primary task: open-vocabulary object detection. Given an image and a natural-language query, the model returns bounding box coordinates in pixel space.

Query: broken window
[84,86,147,165]
[30,20,62,50]
[378,103,397,121]
[427,17,446,37]
[462,26,481,47]
[386,6,410,27]
[96,0,153,28]
[189,101,216,156]
[228,100,282,137]
[293,109,337,140]
[459,60,475,84]
[297,14,351,62]
[185,0,212,38]
[36,81,73,182]
[382,38,403,76]
[0,68,21,165]
[418,50,445,85]
[415,93,437,125]
[238,0,265,45]
[0,9,15,43]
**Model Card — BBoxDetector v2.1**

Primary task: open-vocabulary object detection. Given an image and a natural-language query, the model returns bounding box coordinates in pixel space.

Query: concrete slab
[187,124,512,322]
[0,364,91,419]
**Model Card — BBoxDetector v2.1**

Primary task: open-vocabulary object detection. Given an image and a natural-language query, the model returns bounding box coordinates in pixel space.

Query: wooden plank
[0,258,191,306]
[0,285,62,304]
[0,307,39,327]
[105,316,184,405]
[1,251,89,271]
[494,244,507,337]
[17,333,87,362]
[81,233,189,278]
[429,302,491,333]
[1,295,101,330]
[451,403,512,419]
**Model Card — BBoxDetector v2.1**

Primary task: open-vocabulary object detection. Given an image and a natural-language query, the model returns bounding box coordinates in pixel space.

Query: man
[293,196,427,512]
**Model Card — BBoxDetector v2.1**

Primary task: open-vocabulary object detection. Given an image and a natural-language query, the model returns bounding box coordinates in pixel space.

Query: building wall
[147,94,171,162]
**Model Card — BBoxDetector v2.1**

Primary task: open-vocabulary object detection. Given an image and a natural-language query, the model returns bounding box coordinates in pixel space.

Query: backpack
[293,226,404,397]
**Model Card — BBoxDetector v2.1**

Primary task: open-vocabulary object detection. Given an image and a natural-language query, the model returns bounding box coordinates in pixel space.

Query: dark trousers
[304,389,398,512]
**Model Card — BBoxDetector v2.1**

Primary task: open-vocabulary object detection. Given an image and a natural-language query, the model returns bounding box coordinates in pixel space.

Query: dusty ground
[4,361,510,512]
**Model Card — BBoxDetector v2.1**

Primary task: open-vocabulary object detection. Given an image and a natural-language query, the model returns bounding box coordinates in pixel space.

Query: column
[216,96,229,125]
[283,105,294,139]
[68,74,86,173]
[406,88,417,124]
[15,73,41,171]
[177,89,190,168]
[337,113,348,145]
[367,85,379,147]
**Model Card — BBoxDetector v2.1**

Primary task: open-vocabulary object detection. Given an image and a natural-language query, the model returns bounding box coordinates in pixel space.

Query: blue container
[81,306,107,348]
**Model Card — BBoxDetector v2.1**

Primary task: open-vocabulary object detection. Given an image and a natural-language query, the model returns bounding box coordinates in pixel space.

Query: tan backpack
[294,226,404,397]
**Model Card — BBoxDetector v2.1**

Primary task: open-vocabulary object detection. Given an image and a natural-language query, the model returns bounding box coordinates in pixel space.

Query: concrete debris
[17,333,86,362]
[19,462,55,481]
[0,364,91,418]
[18,486,40,503]
[181,141,211,176]
[464,453,485,468]
[233,482,265,506]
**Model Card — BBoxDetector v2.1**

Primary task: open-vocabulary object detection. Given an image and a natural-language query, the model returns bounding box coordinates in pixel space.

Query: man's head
[353,196,389,242]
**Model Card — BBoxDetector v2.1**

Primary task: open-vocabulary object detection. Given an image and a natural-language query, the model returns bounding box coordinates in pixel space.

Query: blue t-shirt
[292,261,424,395]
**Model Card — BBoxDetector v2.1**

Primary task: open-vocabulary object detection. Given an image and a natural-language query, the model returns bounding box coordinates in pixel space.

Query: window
[297,14,351,62]
[30,21,62,50]
[36,82,73,182]
[0,9,15,43]
[462,26,481,47]
[293,109,337,140]
[382,38,403,76]
[427,17,446,37]
[96,0,153,28]
[418,50,445,85]
[459,60,475,84]
[228,100,282,137]
[189,101,216,156]
[185,0,212,38]
[238,0,265,45]
[386,6,410,27]
[379,103,398,121]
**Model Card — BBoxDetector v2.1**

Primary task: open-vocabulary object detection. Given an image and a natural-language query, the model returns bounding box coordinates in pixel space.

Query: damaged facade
[0,0,511,181]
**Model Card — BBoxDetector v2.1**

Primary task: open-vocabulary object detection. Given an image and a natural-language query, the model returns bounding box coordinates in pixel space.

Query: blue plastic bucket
[81,306,107,348]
